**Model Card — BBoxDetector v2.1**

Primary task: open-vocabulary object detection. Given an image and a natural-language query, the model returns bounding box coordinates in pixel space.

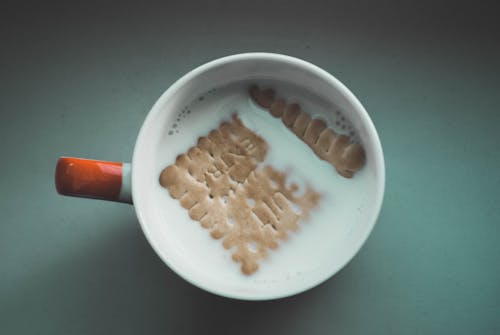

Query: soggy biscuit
[159,114,320,275]
[282,103,301,127]
[269,98,286,118]
[249,85,366,178]
[249,85,275,109]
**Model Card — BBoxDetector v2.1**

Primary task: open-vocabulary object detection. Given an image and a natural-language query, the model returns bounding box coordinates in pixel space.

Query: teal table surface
[1,1,499,334]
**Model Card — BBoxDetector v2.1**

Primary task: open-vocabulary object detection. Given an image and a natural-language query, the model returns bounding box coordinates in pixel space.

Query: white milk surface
[151,79,376,287]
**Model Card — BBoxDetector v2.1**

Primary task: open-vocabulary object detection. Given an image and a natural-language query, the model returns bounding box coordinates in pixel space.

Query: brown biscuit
[249,85,275,109]
[159,114,320,275]
[292,112,311,137]
[249,85,366,178]
[269,98,286,118]
[282,103,301,127]
[304,119,327,146]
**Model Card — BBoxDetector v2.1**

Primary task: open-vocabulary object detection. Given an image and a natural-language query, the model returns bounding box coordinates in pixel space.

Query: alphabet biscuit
[160,115,320,275]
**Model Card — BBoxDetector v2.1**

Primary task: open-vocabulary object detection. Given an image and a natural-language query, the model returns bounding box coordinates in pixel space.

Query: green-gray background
[1,0,499,334]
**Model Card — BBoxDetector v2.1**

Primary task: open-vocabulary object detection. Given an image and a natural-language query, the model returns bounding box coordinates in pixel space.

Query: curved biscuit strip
[249,85,365,178]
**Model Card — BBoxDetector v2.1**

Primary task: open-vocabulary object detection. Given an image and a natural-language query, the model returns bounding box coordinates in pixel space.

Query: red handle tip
[55,157,123,201]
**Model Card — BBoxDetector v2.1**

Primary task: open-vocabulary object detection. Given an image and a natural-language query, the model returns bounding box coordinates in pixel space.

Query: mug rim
[132,52,385,300]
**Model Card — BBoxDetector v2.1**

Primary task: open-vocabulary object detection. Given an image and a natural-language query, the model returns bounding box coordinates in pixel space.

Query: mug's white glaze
[131,53,385,300]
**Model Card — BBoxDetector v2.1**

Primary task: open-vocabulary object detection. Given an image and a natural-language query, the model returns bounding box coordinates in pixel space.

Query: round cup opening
[132,53,385,300]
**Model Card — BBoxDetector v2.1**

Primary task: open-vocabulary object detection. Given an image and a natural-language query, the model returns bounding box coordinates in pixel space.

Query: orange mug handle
[55,157,132,203]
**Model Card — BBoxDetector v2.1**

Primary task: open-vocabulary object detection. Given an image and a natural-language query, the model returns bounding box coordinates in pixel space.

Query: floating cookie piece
[249,86,275,109]
[160,114,320,275]
[249,85,365,178]
[282,103,300,127]
[269,98,286,117]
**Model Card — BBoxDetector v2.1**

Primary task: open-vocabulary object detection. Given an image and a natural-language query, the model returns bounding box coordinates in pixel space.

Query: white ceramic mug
[55,53,385,300]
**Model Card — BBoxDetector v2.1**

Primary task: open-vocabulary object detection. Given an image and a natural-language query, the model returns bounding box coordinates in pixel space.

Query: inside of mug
[132,54,384,300]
